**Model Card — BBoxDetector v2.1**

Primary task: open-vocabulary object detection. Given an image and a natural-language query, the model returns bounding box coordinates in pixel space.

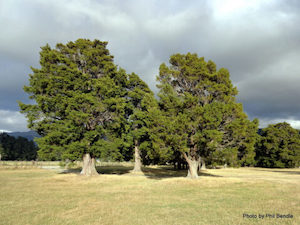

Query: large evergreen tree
[125,73,158,172]
[19,39,127,175]
[255,122,300,168]
[156,53,257,178]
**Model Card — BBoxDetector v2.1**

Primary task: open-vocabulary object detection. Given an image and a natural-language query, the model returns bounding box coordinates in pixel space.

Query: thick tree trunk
[80,153,98,176]
[132,140,142,172]
[183,152,200,179]
[186,159,200,179]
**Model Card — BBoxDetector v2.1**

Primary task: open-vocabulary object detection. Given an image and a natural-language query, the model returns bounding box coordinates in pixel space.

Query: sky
[0,0,300,132]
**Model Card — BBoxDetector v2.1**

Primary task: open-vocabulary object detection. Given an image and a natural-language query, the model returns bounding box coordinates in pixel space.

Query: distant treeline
[0,133,38,161]
[255,123,300,168]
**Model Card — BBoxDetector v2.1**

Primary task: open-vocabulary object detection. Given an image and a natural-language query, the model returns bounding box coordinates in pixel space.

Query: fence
[0,160,134,169]
[0,161,60,169]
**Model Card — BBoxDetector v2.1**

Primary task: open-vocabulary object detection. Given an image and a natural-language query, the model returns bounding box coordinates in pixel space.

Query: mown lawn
[0,166,299,225]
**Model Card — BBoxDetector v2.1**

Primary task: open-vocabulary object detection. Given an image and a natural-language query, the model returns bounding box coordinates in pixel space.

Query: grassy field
[0,165,299,225]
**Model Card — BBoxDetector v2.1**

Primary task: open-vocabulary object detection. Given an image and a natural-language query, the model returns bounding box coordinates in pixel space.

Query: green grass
[0,166,299,225]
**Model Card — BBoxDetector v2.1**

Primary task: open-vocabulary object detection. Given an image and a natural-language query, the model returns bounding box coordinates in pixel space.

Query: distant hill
[9,131,40,141]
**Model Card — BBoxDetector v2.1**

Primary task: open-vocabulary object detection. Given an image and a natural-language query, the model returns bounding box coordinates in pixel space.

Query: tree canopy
[255,122,300,168]
[125,73,158,172]
[156,53,258,178]
[19,39,128,175]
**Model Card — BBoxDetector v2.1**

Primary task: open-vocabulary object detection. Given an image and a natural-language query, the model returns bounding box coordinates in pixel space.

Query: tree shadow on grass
[58,165,133,175]
[58,168,81,174]
[58,165,223,179]
[141,166,222,180]
[97,165,133,175]
[256,169,300,175]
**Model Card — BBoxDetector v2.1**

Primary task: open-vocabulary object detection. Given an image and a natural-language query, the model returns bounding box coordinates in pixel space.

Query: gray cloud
[0,0,300,131]
[0,110,28,132]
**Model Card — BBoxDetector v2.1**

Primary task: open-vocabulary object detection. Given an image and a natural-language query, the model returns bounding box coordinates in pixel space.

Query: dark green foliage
[0,133,38,160]
[19,39,127,161]
[255,122,300,168]
[156,53,258,175]
[125,73,158,165]
[0,143,3,160]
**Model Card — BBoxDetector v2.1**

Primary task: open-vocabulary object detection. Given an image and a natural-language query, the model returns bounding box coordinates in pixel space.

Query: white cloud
[211,0,269,18]
[259,118,300,129]
[0,110,28,132]
[0,130,12,133]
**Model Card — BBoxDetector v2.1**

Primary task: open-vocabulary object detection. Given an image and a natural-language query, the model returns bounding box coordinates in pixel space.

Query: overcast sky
[0,0,300,132]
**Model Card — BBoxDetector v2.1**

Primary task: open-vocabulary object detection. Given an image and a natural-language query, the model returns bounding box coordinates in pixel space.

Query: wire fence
[0,161,60,169]
[0,160,134,169]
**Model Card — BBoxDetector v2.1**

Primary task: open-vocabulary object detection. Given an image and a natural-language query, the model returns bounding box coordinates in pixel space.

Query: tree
[156,53,257,178]
[255,122,300,168]
[125,73,158,172]
[0,133,37,160]
[19,39,127,175]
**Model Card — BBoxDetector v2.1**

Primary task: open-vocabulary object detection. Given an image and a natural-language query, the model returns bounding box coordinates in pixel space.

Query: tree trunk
[183,152,199,179]
[80,153,98,176]
[186,159,199,179]
[132,140,142,172]
[199,158,206,171]
[65,159,70,170]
